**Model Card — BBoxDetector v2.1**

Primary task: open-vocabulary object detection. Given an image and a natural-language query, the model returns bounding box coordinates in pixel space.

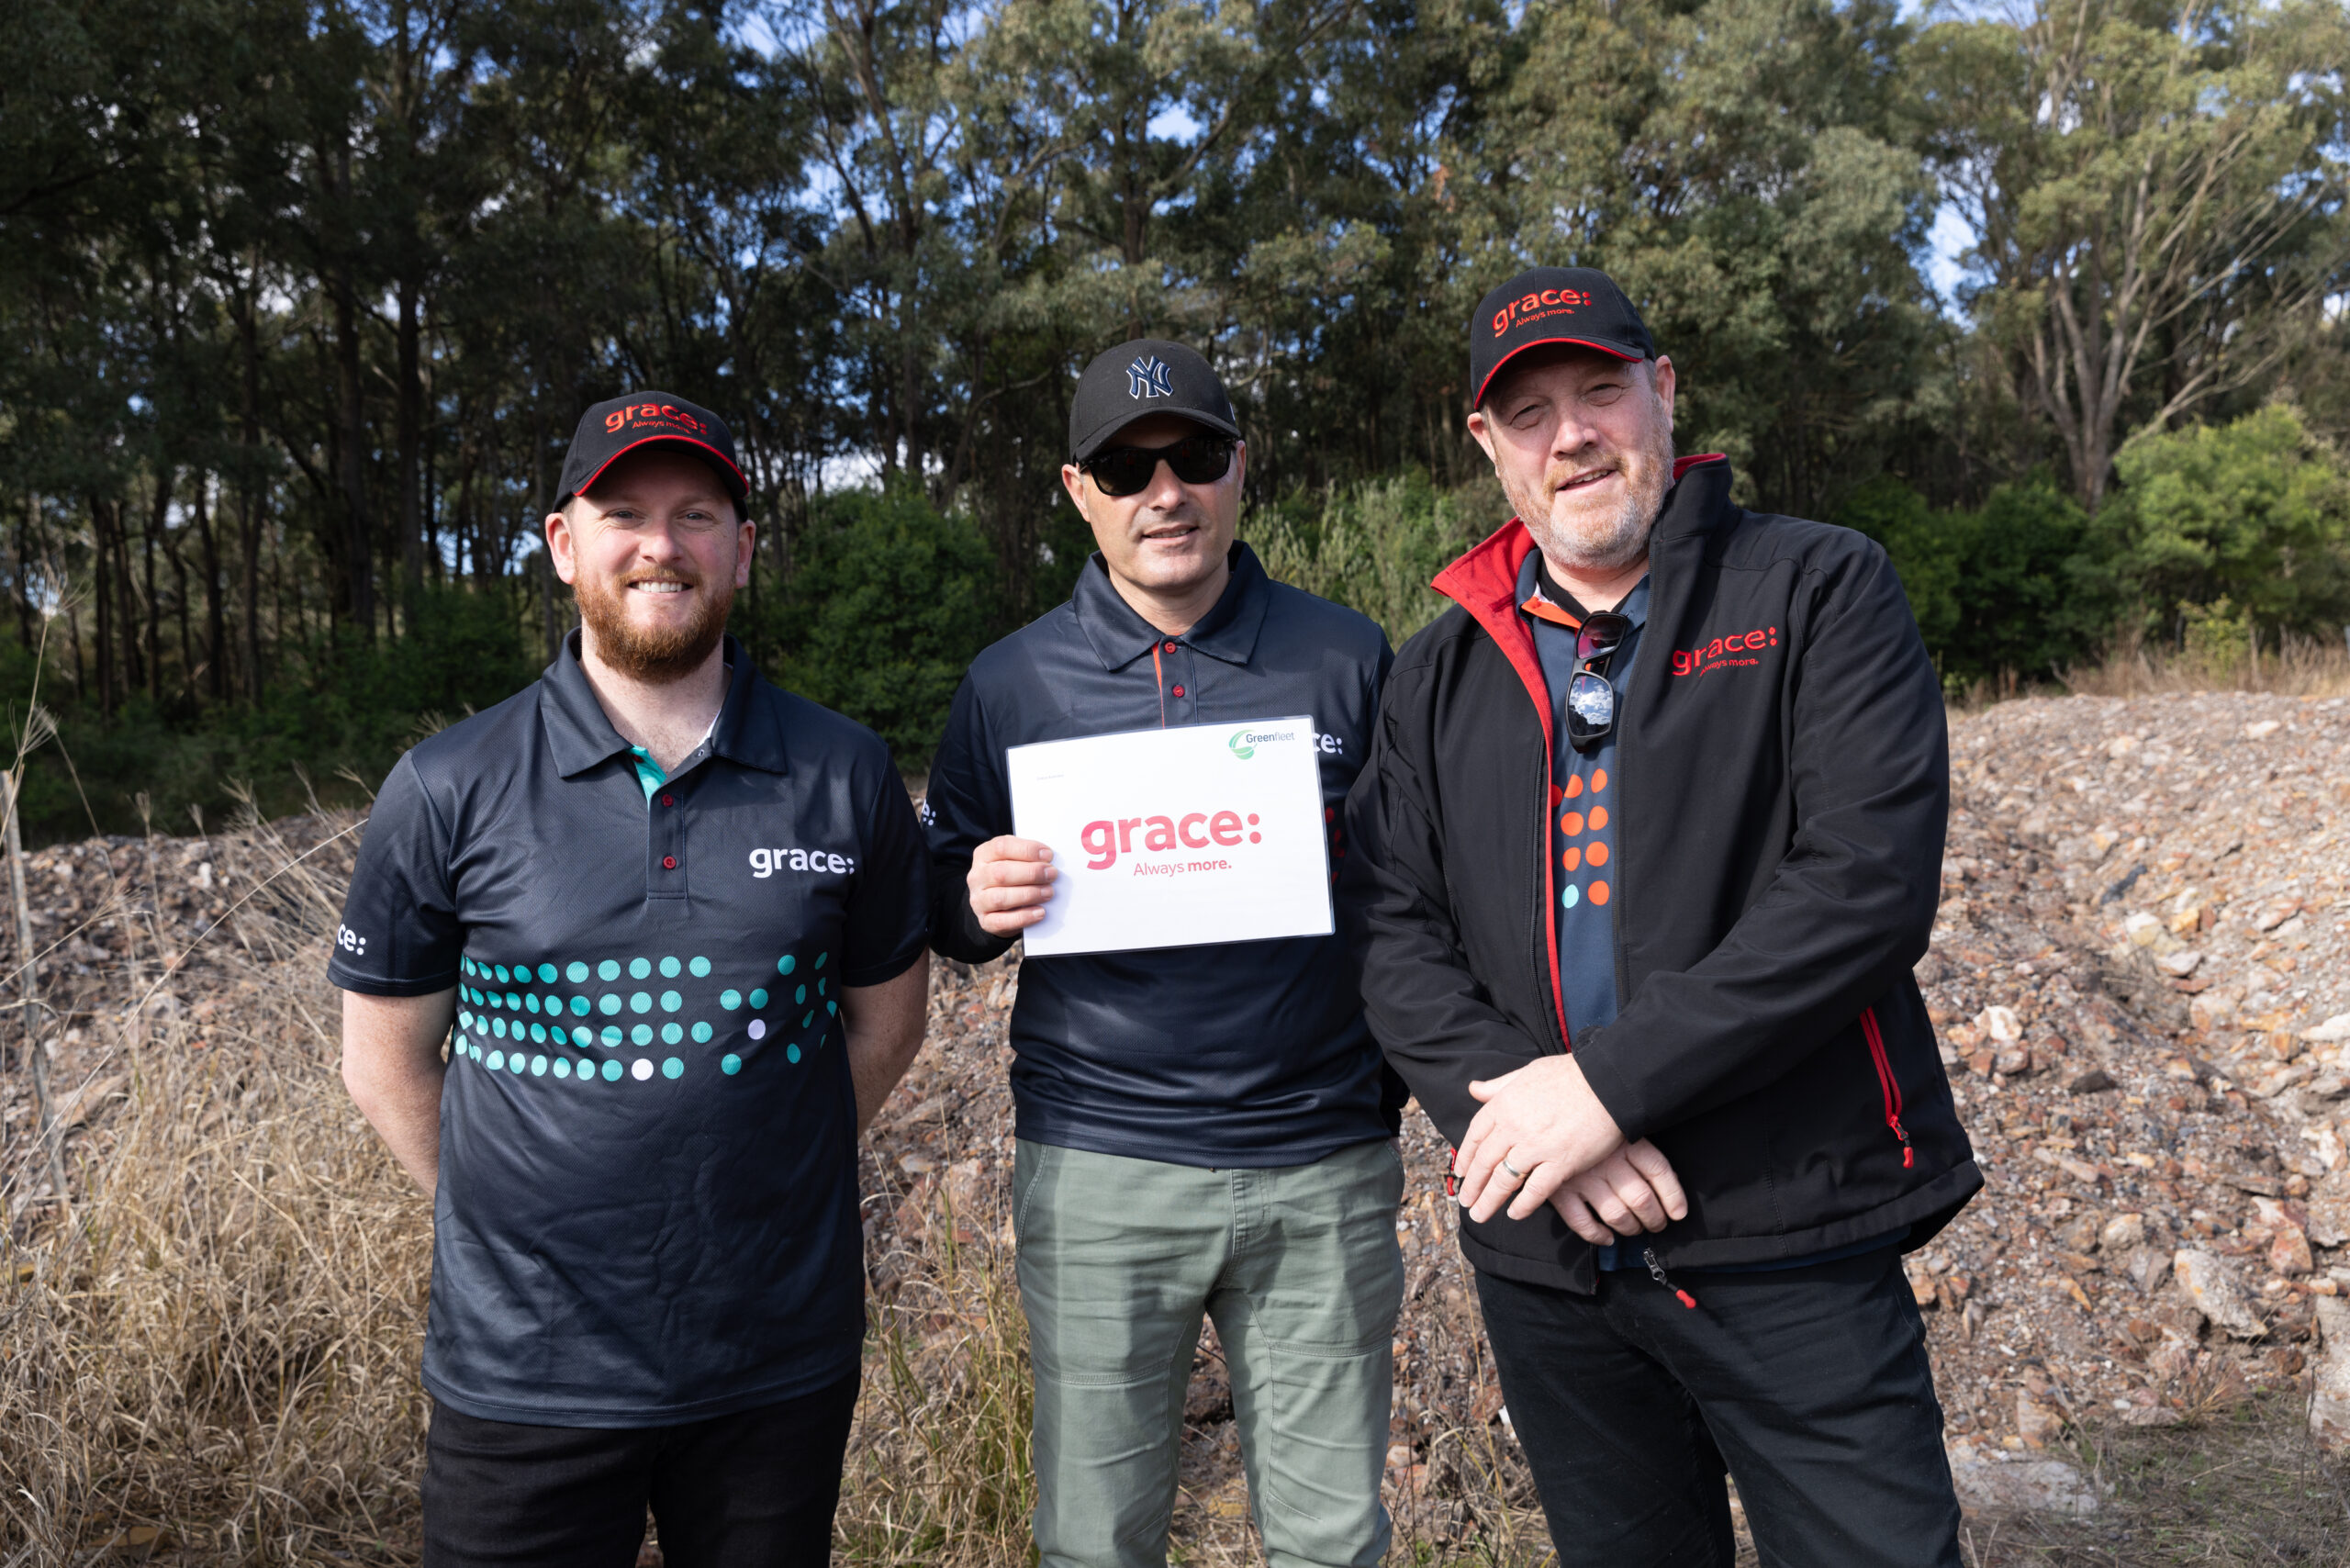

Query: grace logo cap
[558,392,749,508]
[1069,339,1242,461]
[1470,267,1655,409]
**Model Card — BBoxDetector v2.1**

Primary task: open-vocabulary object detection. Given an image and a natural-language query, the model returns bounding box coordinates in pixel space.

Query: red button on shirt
[1171,685,1185,698]
[1164,641,1178,654]
[660,793,676,807]
[661,856,677,869]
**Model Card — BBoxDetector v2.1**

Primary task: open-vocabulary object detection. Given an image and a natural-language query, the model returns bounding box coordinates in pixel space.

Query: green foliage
[1837,472,2108,687]
[2103,406,2350,638]
[772,483,999,767]
[1245,474,1481,648]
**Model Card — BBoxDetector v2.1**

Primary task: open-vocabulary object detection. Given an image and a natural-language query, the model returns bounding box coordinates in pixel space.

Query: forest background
[4,0,2348,840]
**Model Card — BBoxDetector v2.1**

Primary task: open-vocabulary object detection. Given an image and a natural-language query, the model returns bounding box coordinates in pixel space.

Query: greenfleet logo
[1228,727,1295,760]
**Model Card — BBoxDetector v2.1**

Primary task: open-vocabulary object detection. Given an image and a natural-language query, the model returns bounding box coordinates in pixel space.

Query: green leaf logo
[1227,731,1256,761]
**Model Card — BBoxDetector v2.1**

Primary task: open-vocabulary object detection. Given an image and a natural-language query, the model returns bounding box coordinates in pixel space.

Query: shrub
[774,482,998,768]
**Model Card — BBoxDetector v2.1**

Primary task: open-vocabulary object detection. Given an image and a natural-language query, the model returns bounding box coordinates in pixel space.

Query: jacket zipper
[1643,1246,1697,1309]
[1860,1004,1913,1169]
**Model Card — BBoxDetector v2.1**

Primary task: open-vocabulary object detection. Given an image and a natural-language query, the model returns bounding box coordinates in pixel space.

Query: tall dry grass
[0,805,431,1564]
[2056,625,2350,700]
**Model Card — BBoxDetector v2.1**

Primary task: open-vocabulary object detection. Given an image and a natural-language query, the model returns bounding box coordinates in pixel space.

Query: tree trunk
[144,465,172,702]
[15,496,35,653]
[194,471,225,701]
[397,272,424,615]
[91,497,117,715]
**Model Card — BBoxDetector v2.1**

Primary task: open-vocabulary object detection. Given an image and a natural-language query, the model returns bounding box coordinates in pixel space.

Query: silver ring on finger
[1499,1155,1525,1181]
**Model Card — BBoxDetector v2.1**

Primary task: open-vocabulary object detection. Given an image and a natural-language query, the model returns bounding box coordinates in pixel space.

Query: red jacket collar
[1431,453,1727,670]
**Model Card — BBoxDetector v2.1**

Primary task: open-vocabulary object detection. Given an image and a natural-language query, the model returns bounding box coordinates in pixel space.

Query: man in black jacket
[1347,268,1978,1565]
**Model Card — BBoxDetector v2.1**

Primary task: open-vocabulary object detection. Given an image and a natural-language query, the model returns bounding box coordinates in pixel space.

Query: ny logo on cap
[1127,354,1174,400]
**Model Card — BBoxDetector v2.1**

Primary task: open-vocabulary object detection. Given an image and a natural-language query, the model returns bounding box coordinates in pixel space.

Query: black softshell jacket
[1345,456,1980,1292]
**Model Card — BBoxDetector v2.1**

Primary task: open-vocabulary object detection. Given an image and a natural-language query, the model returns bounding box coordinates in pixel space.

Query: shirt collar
[540,632,784,778]
[1516,551,1651,633]
[1071,541,1270,672]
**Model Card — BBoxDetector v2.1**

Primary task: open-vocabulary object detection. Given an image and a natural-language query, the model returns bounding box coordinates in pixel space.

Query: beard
[1505,393,1678,577]
[574,567,734,683]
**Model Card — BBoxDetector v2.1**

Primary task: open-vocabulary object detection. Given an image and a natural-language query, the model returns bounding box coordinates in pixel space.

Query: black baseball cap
[556,392,749,509]
[1470,267,1656,409]
[1069,339,1241,461]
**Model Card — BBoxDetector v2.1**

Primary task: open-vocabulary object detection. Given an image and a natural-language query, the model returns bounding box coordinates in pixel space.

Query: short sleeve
[329,751,464,995]
[922,673,1016,963]
[840,763,930,988]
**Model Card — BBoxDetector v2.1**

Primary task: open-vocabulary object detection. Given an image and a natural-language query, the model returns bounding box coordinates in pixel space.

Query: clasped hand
[1453,1055,1688,1242]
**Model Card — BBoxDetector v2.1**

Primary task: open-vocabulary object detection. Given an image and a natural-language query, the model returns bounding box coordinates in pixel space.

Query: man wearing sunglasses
[1347,269,1975,1564]
[923,339,1406,1568]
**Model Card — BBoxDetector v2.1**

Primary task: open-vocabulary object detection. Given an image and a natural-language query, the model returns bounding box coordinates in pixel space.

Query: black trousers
[1474,1249,1962,1568]
[421,1372,861,1568]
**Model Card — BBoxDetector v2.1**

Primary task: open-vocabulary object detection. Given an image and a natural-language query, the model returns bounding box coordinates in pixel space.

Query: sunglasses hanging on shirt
[1080,435,1236,498]
[1565,610,1631,752]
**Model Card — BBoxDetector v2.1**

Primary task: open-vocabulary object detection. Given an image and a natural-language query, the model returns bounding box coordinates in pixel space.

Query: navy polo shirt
[924,543,1399,1167]
[330,632,927,1427]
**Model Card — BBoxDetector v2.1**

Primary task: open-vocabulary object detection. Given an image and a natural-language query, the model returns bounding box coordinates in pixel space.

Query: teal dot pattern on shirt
[451,949,831,1088]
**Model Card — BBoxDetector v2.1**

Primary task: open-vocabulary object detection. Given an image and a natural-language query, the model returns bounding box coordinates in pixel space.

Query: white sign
[1007,716,1335,956]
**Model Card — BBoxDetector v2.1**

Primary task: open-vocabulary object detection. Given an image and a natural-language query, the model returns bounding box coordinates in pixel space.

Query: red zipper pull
[1644,1247,1697,1310]
[1445,1145,1460,1199]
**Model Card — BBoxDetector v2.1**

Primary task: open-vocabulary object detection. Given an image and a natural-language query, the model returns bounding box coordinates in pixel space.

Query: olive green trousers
[1012,1137,1404,1568]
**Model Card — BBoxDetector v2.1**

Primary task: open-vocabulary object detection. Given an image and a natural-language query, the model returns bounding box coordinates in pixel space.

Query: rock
[1903,1257,1938,1307]
[2244,720,2282,740]
[1996,1047,2034,1077]
[2124,913,2164,946]
[2155,949,2203,978]
[2067,1068,2117,1094]
[1947,1439,2101,1518]
[2108,734,2141,757]
[1980,1004,2022,1042]
[2126,1247,2171,1294]
[2312,1297,2350,1454]
[2304,1014,2350,1045]
[2270,1224,2314,1278]
[2311,1173,2350,1248]
[2300,1122,2344,1173]
[2100,1213,2146,1251]
[2055,1214,2102,1252]
[2255,896,2303,933]
[2175,1249,2266,1338]
[2017,1394,2067,1446]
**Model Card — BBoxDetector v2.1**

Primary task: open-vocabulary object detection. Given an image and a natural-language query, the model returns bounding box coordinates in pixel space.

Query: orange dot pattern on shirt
[1559,767,1612,913]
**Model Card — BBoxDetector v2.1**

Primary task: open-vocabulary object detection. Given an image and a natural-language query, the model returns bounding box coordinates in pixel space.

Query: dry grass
[2055,628,2350,701]
[1960,1394,2350,1566]
[0,806,431,1564]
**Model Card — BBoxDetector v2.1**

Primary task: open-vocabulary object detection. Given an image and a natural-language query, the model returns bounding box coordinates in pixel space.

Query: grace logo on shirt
[749,846,858,878]
[1671,626,1778,678]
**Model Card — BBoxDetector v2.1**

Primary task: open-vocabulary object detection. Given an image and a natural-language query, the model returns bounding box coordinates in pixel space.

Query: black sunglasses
[1081,435,1235,498]
[1566,610,1632,751]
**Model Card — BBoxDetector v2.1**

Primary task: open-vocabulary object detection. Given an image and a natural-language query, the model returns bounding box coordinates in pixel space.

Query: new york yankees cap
[1069,339,1241,461]
[557,391,749,509]
[1470,267,1656,409]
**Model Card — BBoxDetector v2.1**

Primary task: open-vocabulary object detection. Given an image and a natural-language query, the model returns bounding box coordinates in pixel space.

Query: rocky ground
[6,688,2349,1562]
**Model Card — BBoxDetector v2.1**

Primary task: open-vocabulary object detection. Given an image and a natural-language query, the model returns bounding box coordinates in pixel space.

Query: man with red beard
[333,393,931,1568]
[1345,271,1975,1563]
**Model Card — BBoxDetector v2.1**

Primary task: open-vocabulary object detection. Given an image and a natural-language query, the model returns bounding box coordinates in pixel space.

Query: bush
[2105,404,2350,643]
[1836,472,2109,689]
[1244,473,1480,648]
[775,481,998,768]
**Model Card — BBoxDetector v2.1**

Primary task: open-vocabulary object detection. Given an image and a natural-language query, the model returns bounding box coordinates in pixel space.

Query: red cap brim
[1475,337,1644,409]
[571,434,749,503]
